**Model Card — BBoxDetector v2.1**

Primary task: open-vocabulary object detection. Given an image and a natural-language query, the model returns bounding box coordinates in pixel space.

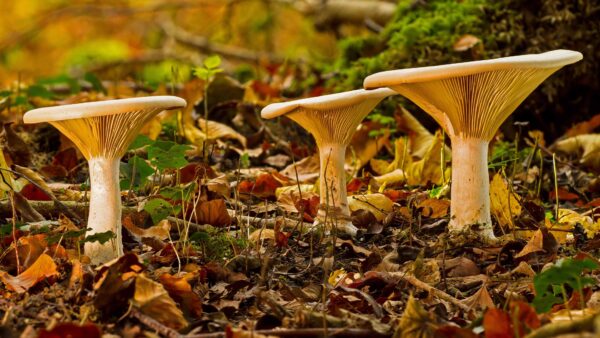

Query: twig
[389,272,471,312]
[185,328,390,338]
[524,313,598,338]
[159,20,294,65]
[129,308,180,338]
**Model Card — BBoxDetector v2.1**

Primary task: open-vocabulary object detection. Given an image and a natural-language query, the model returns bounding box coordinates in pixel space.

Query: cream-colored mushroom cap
[261,88,396,119]
[23,96,186,159]
[23,96,185,123]
[363,50,582,87]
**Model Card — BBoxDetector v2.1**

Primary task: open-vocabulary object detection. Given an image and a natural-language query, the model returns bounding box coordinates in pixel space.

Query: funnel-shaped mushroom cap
[24,96,186,159]
[364,50,582,140]
[261,88,396,145]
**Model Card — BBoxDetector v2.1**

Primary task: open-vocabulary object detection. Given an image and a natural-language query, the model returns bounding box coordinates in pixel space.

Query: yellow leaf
[406,130,450,186]
[328,268,347,286]
[553,134,600,172]
[133,274,188,330]
[489,173,522,228]
[249,229,275,243]
[348,193,394,221]
[394,294,437,338]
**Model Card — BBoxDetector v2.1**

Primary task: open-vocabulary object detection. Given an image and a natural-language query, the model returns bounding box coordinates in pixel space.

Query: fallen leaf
[123,217,170,241]
[394,294,437,338]
[490,173,522,229]
[461,285,494,311]
[515,228,558,259]
[483,308,512,338]
[195,199,232,227]
[38,323,101,338]
[159,273,203,318]
[238,173,285,199]
[133,274,188,330]
[348,193,394,222]
[453,34,481,52]
[418,198,450,218]
[553,134,600,172]
[0,253,58,293]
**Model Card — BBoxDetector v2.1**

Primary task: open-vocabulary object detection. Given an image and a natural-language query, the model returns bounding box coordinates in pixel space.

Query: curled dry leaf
[553,134,600,172]
[93,253,145,316]
[194,199,232,227]
[0,253,58,293]
[394,294,437,338]
[461,285,494,311]
[280,152,320,183]
[123,216,170,241]
[158,273,203,319]
[347,121,391,173]
[405,130,450,186]
[514,228,558,259]
[417,198,450,219]
[348,193,394,221]
[489,173,522,229]
[133,274,188,330]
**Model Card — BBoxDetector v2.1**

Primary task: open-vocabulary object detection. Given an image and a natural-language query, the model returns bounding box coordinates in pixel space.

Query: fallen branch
[524,313,598,338]
[389,272,472,312]
[159,20,293,65]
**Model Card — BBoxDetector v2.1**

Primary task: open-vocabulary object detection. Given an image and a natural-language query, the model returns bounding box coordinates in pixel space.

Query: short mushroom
[364,50,582,241]
[24,96,186,264]
[261,88,396,236]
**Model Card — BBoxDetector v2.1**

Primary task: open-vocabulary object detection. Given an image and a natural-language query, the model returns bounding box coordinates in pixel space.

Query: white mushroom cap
[24,96,186,159]
[363,50,582,87]
[23,96,186,123]
[261,88,396,119]
[363,50,582,140]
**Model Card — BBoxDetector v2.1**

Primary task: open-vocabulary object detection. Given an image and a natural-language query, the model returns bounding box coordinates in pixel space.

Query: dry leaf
[347,121,390,173]
[483,308,512,338]
[417,198,450,219]
[489,173,522,228]
[133,274,188,329]
[0,253,58,293]
[348,193,394,221]
[461,285,494,311]
[406,130,450,186]
[394,294,437,338]
[514,228,558,259]
[159,273,203,318]
[453,34,481,51]
[195,199,232,227]
[249,229,275,243]
[123,217,170,241]
[553,134,600,172]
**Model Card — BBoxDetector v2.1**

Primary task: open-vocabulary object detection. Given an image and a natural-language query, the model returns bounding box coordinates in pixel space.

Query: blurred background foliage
[1,0,598,140]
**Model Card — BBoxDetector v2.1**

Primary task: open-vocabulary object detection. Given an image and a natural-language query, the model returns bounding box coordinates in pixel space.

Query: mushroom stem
[85,157,122,264]
[316,143,357,236]
[448,136,494,240]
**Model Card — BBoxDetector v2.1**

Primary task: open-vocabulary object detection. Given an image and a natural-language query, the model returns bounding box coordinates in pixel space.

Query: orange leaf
[38,323,101,338]
[195,199,232,227]
[483,308,513,338]
[0,253,58,293]
[159,273,203,318]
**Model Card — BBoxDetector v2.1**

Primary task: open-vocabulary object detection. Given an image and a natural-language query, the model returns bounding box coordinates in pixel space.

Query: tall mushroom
[364,50,582,241]
[24,96,186,263]
[261,89,396,236]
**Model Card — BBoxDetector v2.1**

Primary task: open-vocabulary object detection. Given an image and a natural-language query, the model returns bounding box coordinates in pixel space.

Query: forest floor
[0,71,600,338]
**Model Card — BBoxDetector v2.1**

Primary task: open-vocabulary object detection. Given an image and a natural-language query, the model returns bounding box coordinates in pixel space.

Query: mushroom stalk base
[316,144,357,236]
[448,137,494,240]
[85,157,123,264]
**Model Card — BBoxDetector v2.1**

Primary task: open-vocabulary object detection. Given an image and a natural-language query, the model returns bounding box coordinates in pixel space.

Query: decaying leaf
[461,285,494,311]
[394,294,437,338]
[489,173,522,229]
[159,273,203,319]
[348,193,394,221]
[553,134,600,172]
[0,253,58,293]
[123,217,170,241]
[133,274,188,330]
[195,199,232,227]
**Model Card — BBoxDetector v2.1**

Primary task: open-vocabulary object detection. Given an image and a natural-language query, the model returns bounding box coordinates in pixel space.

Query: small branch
[389,272,472,312]
[129,308,180,338]
[159,20,294,65]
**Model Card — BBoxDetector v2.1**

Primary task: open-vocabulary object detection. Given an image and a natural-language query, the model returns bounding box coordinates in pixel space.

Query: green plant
[532,257,599,313]
[193,55,224,160]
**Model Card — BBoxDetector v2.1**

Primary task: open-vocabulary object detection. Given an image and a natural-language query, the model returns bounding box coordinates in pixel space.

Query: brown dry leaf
[347,121,390,173]
[515,228,558,259]
[133,274,188,330]
[249,229,275,243]
[276,184,317,213]
[12,191,45,222]
[461,285,495,311]
[0,253,58,293]
[348,193,394,221]
[483,308,512,338]
[206,174,230,198]
[93,253,145,316]
[13,165,55,199]
[159,273,203,318]
[489,173,522,228]
[195,199,232,227]
[406,130,450,186]
[564,114,600,137]
[280,152,320,183]
[69,259,84,289]
[418,198,450,218]
[394,294,437,338]
[1,234,48,271]
[553,134,600,172]
[198,118,247,148]
[443,257,480,277]
[453,34,481,51]
[123,216,170,241]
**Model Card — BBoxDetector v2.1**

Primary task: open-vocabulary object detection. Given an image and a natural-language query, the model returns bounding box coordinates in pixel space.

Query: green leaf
[240,152,250,169]
[194,67,211,81]
[47,228,88,245]
[203,55,222,69]
[190,231,210,244]
[160,183,196,202]
[26,85,53,99]
[120,156,154,190]
[532,257,599,313]
[144,198,173,224]
[84,72,106,94]
[128,134,154,150]
[147,142,191,170]
[82,230,116,245]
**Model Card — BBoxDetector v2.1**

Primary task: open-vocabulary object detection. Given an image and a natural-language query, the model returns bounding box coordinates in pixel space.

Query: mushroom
[364,50,582,241]
[24,96,186,263]
[261,89,396,235]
